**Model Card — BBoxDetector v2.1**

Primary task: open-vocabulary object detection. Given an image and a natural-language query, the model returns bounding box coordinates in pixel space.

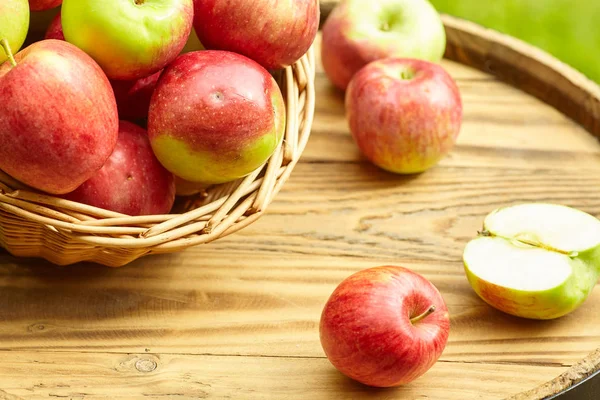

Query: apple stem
[410,305,436,324]
[0,38,17,68]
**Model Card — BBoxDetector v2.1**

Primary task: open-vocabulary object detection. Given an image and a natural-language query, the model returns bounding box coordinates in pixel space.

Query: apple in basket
[28,0,62,11]
[320,266,450,387]
[0,40,119,195]
[147,50,286,185]
[0,0,29,65]
[40,12,163,121]
[192,0,320,70]
[61,0,194,80]
[64,121,176,216]
[44,12,65,40]
[346,57,462,174]
[321,0,446,90]
[463,203,600,320]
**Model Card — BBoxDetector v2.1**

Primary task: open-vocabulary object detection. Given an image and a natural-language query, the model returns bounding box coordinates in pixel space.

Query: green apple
[321,0,446,90]
[463,203,600,320]
[0,0,29,65]
[61,0,194,80]
[430,0,600,83]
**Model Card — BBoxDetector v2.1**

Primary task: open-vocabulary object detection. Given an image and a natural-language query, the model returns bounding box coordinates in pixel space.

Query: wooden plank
[0,351,568,400]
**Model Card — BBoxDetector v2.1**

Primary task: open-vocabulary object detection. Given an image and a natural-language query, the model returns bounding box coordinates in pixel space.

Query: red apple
[346,58,462,174]
[111,70,162,121]
[44,12,64,40]
[29,0,61,11]
[147,50,286,185]
[320,265,450,387]
[64,121,176,216]
[321,0,446,90]
[0,39,118,195]
[192,0,320,70]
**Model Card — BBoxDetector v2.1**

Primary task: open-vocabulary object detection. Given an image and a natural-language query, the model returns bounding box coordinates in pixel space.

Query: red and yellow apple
[147,50,286,185]
[320,265,450,387]
[346,58,462,174]
[61,0,194,80]
[0,40,118,195]
[29,0,61,11]
[322,0,446,90]
[193,0,320,70]
[64,121,176,216]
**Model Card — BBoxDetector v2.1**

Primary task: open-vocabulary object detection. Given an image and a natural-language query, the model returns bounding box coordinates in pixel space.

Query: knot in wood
[135,358,157,373]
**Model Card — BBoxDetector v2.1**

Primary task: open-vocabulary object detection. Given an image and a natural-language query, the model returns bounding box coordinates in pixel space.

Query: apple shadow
[326,367,410,399]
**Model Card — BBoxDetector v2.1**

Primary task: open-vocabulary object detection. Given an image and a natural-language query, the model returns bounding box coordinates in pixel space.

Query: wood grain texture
[2,11,600,400]
[0,351,568,400]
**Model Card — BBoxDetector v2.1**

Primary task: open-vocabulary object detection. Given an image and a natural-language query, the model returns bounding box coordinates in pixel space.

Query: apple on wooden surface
[463,203,600,320]
[28,0,61,11]
[61,0,194,80]
[0,40,118,195]
[322,0,446,90]
[192,0,320,70]
[64,121,176,216]
[147,50,286,185]
[320,265,450,388]
[0,0,29,65]
[346,57,462,174]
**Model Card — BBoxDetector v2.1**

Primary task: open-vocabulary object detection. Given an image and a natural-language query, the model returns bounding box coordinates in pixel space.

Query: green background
[430,0,600,84]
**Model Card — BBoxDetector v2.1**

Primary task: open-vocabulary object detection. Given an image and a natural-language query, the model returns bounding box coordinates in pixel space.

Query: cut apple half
[463,203,600,320]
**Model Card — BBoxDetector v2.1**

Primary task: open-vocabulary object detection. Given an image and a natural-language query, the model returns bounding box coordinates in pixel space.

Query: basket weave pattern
[0,47,316,267]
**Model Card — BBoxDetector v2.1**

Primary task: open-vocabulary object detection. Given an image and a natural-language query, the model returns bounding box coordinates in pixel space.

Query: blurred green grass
[430,0,600,84]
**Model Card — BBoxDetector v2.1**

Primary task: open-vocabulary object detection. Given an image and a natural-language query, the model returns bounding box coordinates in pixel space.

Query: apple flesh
[61,0,194,80]
[64,121,176,216]
[322,0,446,90]
[463,203,600,320]
[148,50,286,185]
[0,40,119,194]
[192,0,320,70]
[29,0,62,11]
[346,57,462,174]
[0,0,29,65]
[44,12,64,40]
[320,265,450,388]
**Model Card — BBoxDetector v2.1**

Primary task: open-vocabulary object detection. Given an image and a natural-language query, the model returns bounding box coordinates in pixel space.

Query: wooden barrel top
[1,4,600,399]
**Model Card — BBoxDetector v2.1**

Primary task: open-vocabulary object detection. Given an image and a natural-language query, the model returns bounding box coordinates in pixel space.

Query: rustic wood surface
[2,11,600,400]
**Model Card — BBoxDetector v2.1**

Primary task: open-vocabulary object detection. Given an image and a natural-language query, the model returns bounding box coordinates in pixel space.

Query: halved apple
[463,203,600,320]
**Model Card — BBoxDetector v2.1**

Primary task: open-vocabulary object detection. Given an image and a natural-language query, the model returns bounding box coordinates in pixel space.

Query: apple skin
[0,40,119,195]
[464,251,599,320]
[44,12,64,40]
[320,265,450,388]
[29,0,62,11]
[64,121,176,216]
[192,0,319,70]
[322,0,446,91]
[0,0,29,65]
[346,58,462,174]
[61,0,194,80]
[111,70,163,121]
[147,50,286,185]
[41,12,161,121]
[175,176,208,197]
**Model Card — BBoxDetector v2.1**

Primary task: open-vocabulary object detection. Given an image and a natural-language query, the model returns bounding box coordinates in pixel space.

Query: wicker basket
[0,46,316,267]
